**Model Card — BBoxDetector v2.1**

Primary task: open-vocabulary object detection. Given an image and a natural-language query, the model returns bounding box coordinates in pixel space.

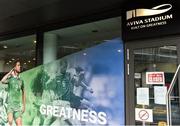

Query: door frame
[125,35,180,125]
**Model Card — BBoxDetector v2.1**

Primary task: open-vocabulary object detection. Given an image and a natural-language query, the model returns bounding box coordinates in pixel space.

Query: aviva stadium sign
[126,4,173,30]
[126,4,172,20]
[122,1,180,40]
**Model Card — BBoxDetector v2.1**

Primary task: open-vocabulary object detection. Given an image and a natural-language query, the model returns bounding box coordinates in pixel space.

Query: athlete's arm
[80,81,94,93]
[22,90,26,113]
[1,68,14,84]
[75,72,94,93]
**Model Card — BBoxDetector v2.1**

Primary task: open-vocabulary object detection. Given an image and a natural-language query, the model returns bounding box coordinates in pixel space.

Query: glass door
[125,37,180,125]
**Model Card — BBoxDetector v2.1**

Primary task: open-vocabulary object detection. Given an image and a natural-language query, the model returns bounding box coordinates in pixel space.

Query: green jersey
[56,73,73,101]
[7,76,24,106]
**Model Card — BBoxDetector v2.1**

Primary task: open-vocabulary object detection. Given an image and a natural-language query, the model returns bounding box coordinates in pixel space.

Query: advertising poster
[0,38,125,126]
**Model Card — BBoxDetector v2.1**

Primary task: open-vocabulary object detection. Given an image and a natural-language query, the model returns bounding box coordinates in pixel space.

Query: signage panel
[122,0,180,40]
[0,38,125,126]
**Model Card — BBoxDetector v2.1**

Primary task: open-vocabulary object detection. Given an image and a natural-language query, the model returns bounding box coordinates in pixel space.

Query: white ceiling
[48,16,121,47]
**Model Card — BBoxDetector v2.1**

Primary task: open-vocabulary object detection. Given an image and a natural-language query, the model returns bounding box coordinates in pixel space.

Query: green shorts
[7,104,22,120]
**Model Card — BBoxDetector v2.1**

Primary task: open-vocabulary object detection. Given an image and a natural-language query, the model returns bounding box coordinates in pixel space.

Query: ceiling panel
[0,0,61,20]
[0,0,124,36]
[47,17,121,46]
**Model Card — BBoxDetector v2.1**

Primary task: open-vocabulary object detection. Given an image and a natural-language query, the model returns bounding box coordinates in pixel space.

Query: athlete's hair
[13,60,20,67]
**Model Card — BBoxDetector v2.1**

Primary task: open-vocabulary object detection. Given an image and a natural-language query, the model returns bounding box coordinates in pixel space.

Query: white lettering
[53,106,59,117]
[98,112,107,125]
[47,105,53,116]
[39,105,107,125]
[72,108,81,120]
[89,111,97,124]
[66,107,72,119]
[40,104,46,115]
[127,20,143,26]
[81,109,89,122]
[59,107,66,118]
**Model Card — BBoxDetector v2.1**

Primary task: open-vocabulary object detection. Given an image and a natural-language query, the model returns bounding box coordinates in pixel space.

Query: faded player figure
[0,86,8,109]
[49,59,94,125]
[56,60,94,109]
[1,61,26,126]
[0,98,7,126]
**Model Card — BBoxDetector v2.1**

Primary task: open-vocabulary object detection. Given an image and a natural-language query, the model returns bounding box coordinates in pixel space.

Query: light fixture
[6,63,9,65]
[28,60,31,63]
[61,46,78,49]
[9,61,12,63]
[3,45,7,49]
[12,58,15,61]
[117,49,121,53]
[33,40,37,44]
[33,58,36,61]
[83,53,87,56]
[24,63,26,65]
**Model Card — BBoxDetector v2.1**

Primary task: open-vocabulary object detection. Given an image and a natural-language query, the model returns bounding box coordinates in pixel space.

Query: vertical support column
[43,33,58,64]
[35,31,44,66]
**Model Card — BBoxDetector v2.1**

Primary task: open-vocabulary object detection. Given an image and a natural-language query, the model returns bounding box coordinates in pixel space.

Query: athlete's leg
[8,113,13,126]
[16,117,22,126]
[81,99,94,110]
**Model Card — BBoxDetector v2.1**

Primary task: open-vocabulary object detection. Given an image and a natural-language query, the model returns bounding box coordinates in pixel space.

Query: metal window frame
[125,35,180,125]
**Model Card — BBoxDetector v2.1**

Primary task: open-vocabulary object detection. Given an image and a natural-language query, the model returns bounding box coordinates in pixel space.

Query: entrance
[126,36,180,125]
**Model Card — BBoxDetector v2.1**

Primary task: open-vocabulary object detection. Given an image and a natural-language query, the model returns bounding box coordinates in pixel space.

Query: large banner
[0,38,125,126]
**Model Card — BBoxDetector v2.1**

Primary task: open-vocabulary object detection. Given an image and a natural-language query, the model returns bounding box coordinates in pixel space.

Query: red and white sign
[146,72,165,85]
[135,108,153,122]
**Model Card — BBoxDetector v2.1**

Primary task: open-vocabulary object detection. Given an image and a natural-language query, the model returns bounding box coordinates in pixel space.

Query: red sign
[146,72,165,85]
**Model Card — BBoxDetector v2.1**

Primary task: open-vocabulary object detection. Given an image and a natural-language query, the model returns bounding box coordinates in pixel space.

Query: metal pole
[166,64,180,126]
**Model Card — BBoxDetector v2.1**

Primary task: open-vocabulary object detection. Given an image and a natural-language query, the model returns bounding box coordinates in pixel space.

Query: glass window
[43,17,121,64]
[0,35,36,78]
[134,46,180,125]
[41,16,125,126]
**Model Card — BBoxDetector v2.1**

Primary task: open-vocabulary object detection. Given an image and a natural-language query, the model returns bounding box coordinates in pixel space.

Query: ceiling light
[117,49,121,53]
[28,60,31,63]
[12,58,15,61]
[83,53,87,56]
[3,45,7,49]
[61,46,78,49]
[33,40,37,44]
[9,61,12,63]
[33,58,36,61]
[24,63,26,65]
[6,63,9,65]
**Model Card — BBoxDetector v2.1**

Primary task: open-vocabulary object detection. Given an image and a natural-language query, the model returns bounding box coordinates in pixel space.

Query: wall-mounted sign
[135,108,153,122]
[146,72,165,85]
[126,4,173,30]
[126,4,172,20]
[122,1,180,40]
